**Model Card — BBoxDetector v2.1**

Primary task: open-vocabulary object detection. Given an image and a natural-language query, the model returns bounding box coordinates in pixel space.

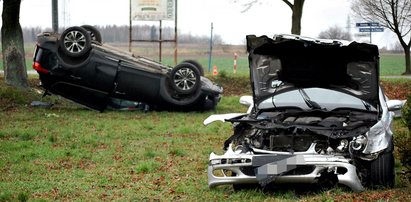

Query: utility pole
[52,0,58,33]
[208,22,213,72]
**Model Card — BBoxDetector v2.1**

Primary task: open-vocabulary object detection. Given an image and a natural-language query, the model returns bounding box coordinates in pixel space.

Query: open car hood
[247,34,380,108]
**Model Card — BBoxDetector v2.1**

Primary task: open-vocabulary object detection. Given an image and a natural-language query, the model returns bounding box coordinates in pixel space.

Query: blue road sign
[356,22,380,27]
[359,28,384,32]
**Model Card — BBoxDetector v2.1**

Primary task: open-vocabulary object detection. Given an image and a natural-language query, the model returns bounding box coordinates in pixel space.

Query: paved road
[382,75,411,79]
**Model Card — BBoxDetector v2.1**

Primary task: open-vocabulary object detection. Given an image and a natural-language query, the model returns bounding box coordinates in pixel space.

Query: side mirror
[239,96,253,106]
[239,95,253,113]
[387,100,406,117]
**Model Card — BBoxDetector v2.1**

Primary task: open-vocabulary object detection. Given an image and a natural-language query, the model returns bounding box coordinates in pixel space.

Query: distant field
[380,54,406,75]
[0,42,408,76]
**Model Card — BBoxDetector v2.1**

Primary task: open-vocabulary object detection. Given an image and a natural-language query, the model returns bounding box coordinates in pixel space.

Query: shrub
[394,130,411,186]
[17,192,29,202]
[403,94,411,130]
[218,70,228,79]
[395,93,411,186]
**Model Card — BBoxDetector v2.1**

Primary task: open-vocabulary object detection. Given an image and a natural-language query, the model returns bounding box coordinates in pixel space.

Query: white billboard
[131,0,175,21]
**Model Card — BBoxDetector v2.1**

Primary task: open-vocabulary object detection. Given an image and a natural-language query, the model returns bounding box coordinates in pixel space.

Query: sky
[0,0,399,48]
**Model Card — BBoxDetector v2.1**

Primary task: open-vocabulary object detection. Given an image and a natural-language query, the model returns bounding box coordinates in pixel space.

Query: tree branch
[281,0,293,9]
[238,0,259,13]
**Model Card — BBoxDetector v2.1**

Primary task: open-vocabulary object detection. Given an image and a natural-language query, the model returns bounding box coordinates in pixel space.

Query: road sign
[359,28,384,32]
[131,0,175,21]
[354,33,370,37]
[356,22,380,27]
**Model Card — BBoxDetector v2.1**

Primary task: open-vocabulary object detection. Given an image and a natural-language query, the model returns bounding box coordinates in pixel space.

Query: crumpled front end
[208,144,364,192]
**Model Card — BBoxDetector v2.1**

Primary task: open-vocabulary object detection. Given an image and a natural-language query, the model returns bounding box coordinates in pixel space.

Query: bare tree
[1,0,29,88]
[237,0,305,35]
[352,0,411,75]
[283,0,305,35]
[318,25,352,40]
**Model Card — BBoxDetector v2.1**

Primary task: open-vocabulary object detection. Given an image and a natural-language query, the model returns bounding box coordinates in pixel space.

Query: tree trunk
[291,0,305,35]
[403,48,411,75]
[1,0,29,88]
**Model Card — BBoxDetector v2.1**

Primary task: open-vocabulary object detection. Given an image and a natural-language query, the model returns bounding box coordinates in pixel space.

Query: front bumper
[208,144,364,192]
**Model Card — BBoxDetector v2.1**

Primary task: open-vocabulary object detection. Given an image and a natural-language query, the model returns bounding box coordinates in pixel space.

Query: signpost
[355,22,384,43]
[129,0,178,64]
[52,0,58,33]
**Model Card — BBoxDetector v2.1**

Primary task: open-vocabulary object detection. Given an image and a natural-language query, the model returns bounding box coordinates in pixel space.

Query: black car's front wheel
[369,142,395,188]
[170,63,201,94]
[59,26,92,57]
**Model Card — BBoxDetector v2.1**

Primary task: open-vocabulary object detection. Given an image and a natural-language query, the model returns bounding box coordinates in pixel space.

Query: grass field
[379,54,407,75]
[0,77,411,201]
[0,42,409,76]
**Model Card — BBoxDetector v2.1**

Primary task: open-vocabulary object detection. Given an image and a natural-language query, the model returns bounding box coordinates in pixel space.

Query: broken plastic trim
[208,144,365,192]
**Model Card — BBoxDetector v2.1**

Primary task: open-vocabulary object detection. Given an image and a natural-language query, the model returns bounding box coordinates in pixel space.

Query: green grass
[0,91,251,200]
[0,86,410,201]
[0,79,410,200]
[380,54,407,75]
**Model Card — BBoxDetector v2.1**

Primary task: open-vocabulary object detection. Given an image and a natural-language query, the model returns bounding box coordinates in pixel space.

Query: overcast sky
[0,0,398,47]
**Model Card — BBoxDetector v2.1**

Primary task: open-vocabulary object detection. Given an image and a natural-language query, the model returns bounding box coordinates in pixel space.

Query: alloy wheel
[63,30,87,54]
[173,67,197,91]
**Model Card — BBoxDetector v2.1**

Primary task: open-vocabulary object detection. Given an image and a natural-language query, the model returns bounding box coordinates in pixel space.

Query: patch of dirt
[381,80,411,100]
[330,188,411,202]
[209,75,252,96]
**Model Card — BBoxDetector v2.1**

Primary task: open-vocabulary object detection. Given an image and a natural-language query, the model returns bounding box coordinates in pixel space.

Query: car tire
[59,26,92,57]
[81,25,102,43]
[182,60,204,76]
[369,142,395,188]
[170,62,201,94]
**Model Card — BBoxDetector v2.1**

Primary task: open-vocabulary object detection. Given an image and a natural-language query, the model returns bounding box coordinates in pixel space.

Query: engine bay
[226,109,378,153]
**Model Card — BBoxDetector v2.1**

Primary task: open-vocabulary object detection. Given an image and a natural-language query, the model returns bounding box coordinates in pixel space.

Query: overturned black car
[32,26,223,111]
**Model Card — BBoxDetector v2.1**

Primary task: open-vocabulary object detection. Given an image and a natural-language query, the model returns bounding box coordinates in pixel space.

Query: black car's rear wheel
[81,25,102,43]
[59,26,91,57]
[182,60,204,76]
[170,62,201,94]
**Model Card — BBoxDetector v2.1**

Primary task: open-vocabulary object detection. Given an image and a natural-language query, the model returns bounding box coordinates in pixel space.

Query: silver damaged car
[204,34,406,192]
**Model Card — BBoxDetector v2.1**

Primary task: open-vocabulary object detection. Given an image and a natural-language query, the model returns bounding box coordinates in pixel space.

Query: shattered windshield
[258,87,377,111]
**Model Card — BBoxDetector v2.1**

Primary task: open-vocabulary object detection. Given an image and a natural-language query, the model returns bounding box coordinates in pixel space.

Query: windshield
[258,87,377,111]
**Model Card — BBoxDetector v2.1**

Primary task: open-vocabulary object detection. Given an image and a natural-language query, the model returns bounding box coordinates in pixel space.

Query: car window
[37,48,58,70]
[258,88,376,111]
